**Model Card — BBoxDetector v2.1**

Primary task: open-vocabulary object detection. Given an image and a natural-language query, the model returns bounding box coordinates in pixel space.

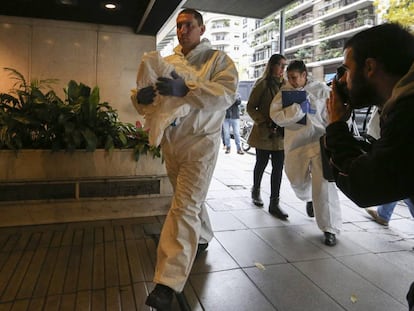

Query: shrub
[0,68,160,161]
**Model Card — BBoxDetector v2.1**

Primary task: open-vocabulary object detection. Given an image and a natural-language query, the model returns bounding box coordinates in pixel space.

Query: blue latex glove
[156,70,189,97]
[137,86,156,105]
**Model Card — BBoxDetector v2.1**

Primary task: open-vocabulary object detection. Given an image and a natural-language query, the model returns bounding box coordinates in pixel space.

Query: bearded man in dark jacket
[322,23,414,311]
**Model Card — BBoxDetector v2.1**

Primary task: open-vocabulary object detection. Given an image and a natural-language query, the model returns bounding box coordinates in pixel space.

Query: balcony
[285,33,314,50]
[285,12,374,55]
[316,0,375,21]
[283,0,375,37]
[285,12,314,32]
[285,0,315,16]
[318,14,375,40]
[315,47,344,61]
[318,0,360,16]
[250,19,278,35]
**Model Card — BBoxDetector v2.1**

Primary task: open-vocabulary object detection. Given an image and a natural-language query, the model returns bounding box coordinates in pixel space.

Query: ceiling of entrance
[0,0,294,35]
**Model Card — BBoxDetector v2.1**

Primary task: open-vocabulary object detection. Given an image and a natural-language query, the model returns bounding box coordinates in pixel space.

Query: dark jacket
[246,77,284,151]
[225,94,241,119]
[323,62,414,207]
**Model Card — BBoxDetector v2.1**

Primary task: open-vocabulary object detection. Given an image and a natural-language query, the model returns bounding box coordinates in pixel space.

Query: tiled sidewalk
[0,147,413,310]
[195,147,414,311]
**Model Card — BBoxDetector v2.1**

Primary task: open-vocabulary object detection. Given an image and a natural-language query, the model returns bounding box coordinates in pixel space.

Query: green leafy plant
[0,68,160,161]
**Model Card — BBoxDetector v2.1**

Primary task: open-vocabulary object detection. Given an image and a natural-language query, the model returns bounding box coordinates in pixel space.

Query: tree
[374,0,414,28]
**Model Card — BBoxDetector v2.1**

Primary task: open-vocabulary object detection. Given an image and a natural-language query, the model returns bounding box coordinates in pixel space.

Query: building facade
[157,0,377,82]
[248,0,375,82]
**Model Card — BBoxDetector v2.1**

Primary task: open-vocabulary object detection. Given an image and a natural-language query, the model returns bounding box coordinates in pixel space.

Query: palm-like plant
[0,68,160,160]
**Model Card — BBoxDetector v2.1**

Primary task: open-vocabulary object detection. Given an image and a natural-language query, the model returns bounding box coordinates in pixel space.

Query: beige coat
[247,77,284,150]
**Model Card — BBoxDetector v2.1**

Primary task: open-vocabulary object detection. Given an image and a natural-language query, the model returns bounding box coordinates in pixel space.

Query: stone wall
[0,15,155,125]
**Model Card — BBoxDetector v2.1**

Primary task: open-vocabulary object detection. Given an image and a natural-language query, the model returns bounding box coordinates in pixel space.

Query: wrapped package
[131,51,196,147]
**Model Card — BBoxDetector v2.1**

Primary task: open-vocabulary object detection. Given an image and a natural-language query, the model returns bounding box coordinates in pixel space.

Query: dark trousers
[253,148,284,199]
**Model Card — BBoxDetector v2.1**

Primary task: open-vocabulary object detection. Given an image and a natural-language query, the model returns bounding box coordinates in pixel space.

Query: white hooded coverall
[270,79,342,234]
[135,38,238,292]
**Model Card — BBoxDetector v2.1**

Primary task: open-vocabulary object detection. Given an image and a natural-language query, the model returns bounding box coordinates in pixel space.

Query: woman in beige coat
[247,54,288,219]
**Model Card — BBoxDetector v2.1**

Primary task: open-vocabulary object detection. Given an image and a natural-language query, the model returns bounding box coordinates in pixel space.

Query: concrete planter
[0,150,172,227]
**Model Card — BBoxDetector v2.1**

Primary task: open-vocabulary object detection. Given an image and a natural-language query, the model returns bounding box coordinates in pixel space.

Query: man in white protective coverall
[135,8,238,310]
[270,60,342,247]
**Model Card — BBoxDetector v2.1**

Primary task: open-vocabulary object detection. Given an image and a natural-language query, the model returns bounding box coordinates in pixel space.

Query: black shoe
[145,284,174,311]
[269,198,288,220]
[251,187,264,207]
[306,201,314,217]
[407,281,414,311]
[324,232,336,246]
[196,243,209,258]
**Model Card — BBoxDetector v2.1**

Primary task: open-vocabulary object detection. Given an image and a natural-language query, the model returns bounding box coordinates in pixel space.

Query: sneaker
[145,284,174,310]
[225,147,230,154]
[366,208,389,226]
[237,149,244,155]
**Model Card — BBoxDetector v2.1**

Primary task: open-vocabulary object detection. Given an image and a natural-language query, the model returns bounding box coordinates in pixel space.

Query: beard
[349,69,381,109]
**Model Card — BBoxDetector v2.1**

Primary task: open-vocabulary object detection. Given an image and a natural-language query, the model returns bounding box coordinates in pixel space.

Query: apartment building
[157,0,376,82]
[248,0,376,82]
[157,12,249,77]
[203,14,247,76]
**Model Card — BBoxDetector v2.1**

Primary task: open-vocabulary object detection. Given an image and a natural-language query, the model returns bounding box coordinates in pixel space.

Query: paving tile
[207,179,229,192]
[254,226,331,262]
[342,230,413,253]
[207,189,249,199]
[291,224,371,257]
[337,253,413,304]
[191,238,239,273]
[207,197,256,212]
[341,222,366,231]
[208,210,247,231]
[393,204,413,218]
[377,250,414,274]
[244,263,344,311]
[190,269,275,311]
[214,230,286,267]
[231,209,287,228]
[294,258,407,311]
[181,283,204,311]
[390,219,414,236]
[340,204,372,223]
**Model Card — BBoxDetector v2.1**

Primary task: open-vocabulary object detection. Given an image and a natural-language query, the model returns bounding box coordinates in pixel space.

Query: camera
[328,66,350,104]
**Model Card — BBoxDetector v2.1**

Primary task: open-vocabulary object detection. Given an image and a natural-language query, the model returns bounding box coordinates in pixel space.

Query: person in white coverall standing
[270,60,342,246]
[135,8,238,310]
